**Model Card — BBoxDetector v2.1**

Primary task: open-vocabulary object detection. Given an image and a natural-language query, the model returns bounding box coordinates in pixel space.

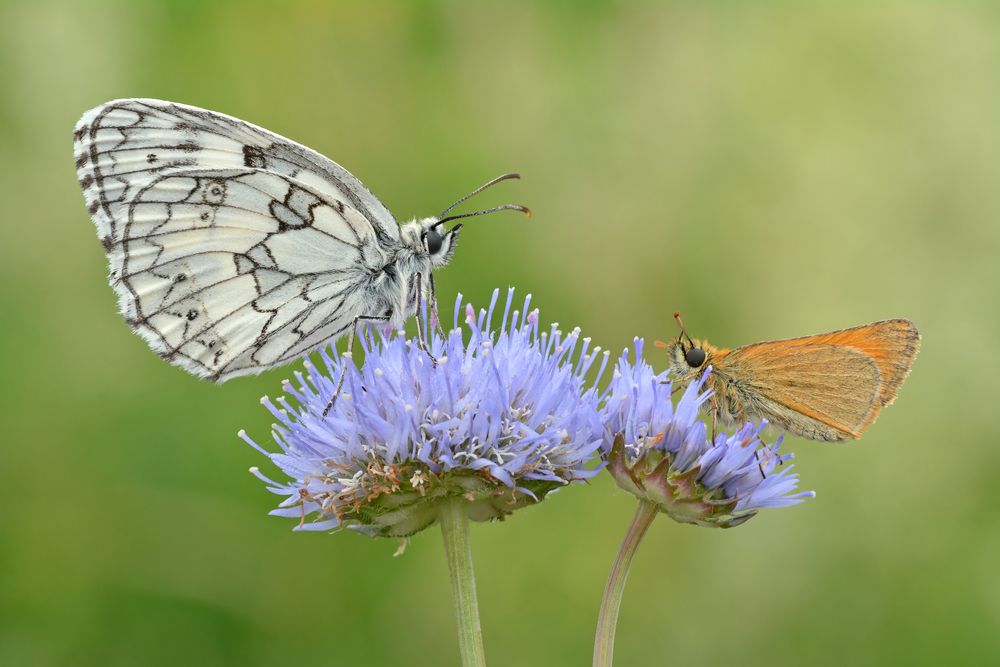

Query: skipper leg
[743,407,770,478]
[750,415,768,479]
[754,446,768,479]
[710,396,719,442]
[732,402,768,479]
[322,314,391,417]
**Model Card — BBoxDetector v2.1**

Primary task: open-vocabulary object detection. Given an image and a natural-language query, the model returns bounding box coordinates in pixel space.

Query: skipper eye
[684,347,706,368]
[425,227,444,254]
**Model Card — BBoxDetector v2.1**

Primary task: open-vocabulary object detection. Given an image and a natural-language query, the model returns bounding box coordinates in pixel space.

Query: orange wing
[787,320,920,415]
[718,320,920,439]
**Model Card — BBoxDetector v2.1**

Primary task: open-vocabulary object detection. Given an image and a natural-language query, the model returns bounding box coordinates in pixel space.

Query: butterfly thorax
[671,340,791,429]
[380,218,462,324]
[665,338,753,425]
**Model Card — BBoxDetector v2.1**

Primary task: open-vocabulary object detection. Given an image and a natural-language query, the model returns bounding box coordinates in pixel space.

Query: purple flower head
[601,339,814,528]
[240,289,610,537]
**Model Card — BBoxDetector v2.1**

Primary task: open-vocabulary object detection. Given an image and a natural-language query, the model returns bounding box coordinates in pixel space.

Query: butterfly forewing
[75,99,399,241]
[74,99,402,380]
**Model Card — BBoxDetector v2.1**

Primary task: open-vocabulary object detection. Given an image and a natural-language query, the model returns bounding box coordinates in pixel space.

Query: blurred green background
[2,1,998,665]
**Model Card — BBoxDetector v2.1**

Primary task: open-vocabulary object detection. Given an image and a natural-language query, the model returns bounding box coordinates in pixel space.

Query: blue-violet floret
[241,289,609,537]
[601,340,814,528]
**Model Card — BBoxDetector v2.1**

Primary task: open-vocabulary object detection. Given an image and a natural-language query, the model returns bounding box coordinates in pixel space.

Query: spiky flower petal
[241,289,609,537]
[601,340,814,528]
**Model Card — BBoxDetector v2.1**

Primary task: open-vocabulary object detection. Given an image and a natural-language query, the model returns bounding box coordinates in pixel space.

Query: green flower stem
[593,498,659,667]
[439,496,487,667]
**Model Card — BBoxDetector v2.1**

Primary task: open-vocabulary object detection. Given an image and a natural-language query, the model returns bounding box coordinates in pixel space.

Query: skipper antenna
[673,312,695,347]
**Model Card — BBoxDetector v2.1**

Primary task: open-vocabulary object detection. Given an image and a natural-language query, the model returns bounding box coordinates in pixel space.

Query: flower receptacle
[607,434,754,529]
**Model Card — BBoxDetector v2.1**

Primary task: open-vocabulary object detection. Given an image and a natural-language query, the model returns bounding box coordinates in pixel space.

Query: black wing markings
[85,104,139,236]
[79,99,401,249]
[129,99,399,240]
[185,276,360,380]
[119,168,366,271]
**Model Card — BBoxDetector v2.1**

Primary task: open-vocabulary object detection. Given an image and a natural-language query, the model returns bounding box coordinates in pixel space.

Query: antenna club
[438,172,526,219]
[672,311,694,345]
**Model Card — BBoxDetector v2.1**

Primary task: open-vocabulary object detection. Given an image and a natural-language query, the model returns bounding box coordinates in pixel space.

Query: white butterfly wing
[74,99,399,380]
[74,98,399,244]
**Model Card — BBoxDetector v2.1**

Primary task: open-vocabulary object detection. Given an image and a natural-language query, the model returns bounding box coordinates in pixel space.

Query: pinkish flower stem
[593,499,659,667]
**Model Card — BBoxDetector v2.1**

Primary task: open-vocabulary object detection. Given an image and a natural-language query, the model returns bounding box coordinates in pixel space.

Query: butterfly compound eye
[685,347,706,368]
[425,227,444,255]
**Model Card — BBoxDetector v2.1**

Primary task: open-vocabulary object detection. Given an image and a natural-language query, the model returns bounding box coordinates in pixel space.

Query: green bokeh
[2,1,998,665]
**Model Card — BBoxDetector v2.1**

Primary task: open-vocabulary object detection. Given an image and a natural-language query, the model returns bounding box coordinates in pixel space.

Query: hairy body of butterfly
[74,99,525,382]
[660,319,920,442]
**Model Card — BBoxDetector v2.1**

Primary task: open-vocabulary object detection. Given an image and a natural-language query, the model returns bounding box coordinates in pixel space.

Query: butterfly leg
[428,272,445,338]
[322,314,391,417]
[412,273,439,366]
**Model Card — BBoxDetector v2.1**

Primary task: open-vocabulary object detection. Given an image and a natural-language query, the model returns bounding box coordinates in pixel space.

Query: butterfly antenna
[673,311,695,347]
[437,203,531,226]
[438,172,525,219]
